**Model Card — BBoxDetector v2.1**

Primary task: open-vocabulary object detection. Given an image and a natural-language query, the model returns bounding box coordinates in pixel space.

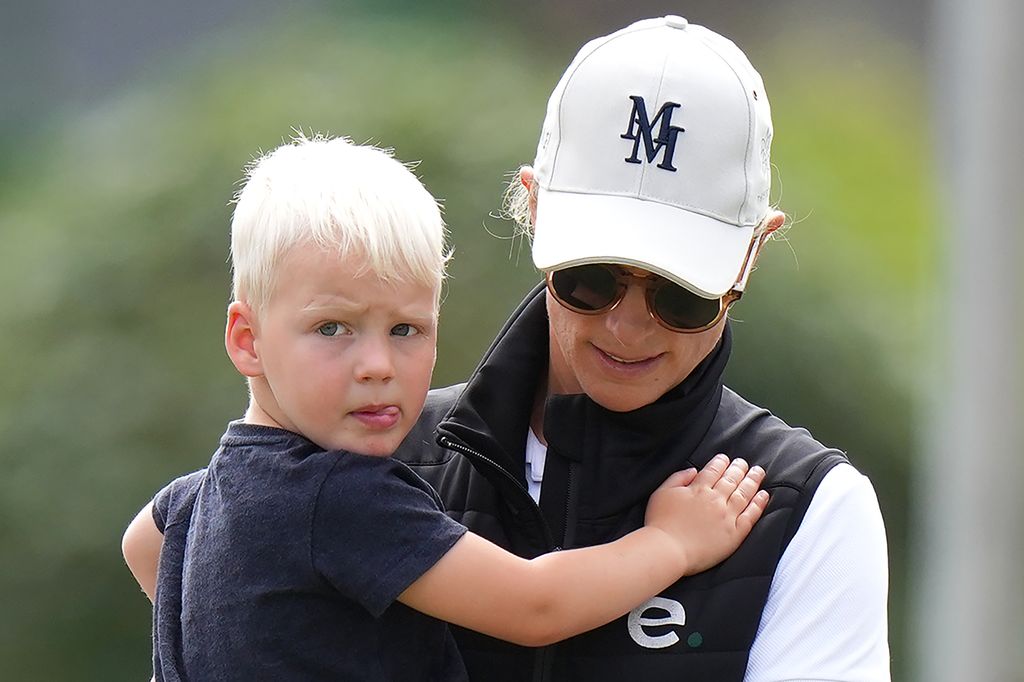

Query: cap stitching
[550,22,662,186]
[692,31,755,223]
[540,186,759,228]
[641,31,675,199]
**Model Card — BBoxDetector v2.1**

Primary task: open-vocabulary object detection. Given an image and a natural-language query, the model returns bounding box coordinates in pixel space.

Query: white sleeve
[744,463,891,682]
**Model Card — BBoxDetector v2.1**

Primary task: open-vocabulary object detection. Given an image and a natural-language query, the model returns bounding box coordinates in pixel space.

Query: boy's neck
[243,389,285,431]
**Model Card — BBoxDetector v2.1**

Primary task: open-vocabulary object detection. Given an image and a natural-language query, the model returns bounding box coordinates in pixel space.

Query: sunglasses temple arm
[731,231,770,294]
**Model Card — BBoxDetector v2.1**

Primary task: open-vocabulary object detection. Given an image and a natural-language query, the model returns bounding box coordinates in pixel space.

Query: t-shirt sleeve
[151,469,208,533]
[311,454,468,618]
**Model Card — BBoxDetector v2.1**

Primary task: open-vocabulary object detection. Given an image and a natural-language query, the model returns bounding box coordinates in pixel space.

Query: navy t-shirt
[151,421,469,681]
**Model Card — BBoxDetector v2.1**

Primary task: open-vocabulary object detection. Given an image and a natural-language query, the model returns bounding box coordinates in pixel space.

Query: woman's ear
[225,301,263,378]
[763,211,786,236]
[520,166,538,228]
[749,211,787,270]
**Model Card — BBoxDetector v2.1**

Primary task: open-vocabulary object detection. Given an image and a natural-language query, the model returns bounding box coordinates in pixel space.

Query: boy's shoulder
[152,468,207,533]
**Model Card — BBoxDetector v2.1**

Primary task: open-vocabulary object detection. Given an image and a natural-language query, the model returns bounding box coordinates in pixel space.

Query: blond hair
[230,133,449,313]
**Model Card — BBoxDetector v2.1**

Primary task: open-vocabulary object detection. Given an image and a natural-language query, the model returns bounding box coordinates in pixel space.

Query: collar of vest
[436,282,730,524]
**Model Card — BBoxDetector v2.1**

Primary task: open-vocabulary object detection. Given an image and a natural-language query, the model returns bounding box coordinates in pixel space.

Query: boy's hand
[645,454,769,575]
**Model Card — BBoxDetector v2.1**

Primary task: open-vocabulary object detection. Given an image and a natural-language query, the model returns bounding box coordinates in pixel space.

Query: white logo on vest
[627,596,686,649]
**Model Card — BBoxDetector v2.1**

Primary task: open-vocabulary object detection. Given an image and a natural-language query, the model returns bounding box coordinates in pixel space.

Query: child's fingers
[693,453,731,488]
[657,467,698,490]
[736,490,770,534]
[727,466,766,513]
[711,458,750,494]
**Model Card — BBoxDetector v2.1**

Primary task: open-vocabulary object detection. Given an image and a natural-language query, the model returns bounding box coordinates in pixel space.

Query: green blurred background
[1,1,938,679]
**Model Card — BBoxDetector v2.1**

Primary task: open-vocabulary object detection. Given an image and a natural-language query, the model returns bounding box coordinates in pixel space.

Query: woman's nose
[602,283,656,341]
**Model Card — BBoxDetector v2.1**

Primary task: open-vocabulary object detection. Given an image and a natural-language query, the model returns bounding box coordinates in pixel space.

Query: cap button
[664,15,689,29]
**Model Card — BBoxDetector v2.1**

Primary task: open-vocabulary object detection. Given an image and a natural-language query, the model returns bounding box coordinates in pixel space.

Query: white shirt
[524,431,891,681]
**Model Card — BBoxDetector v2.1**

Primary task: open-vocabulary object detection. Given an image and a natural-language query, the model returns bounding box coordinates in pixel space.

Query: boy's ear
[225,301,263,378]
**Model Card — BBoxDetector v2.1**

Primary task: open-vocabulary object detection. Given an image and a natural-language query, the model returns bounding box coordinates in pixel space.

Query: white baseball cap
[531,16,773,298]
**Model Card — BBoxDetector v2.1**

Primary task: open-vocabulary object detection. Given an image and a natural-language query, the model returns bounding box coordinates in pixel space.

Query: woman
[399,15,890,682]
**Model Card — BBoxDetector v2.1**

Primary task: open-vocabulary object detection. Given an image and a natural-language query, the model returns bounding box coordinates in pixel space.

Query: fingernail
[750,466,765,476]
[714,453,729,463]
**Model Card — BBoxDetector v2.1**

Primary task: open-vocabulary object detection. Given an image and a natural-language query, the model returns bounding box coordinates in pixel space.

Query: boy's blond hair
[230,133,448,313]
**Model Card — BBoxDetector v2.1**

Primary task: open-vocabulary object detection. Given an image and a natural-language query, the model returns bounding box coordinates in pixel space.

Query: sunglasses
[545,235,766,333]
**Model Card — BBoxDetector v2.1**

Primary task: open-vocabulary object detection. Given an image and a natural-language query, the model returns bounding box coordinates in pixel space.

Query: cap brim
[531,189,756,298]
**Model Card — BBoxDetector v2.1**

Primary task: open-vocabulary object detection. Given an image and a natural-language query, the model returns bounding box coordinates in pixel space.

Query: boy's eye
[317,322,348,337]
[391,323,419,337]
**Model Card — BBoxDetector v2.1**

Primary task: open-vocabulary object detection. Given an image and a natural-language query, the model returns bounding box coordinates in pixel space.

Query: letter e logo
[627,596,686,649]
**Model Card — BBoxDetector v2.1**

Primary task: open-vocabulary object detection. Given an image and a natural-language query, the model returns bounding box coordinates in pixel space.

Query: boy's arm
[400,455,767,647]
[122,502,162,603]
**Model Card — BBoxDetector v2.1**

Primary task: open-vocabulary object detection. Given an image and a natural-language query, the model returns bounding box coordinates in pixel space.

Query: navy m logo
[620,96,685,172]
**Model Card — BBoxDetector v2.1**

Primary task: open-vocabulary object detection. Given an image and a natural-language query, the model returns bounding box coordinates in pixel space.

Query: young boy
[121,134,769,681]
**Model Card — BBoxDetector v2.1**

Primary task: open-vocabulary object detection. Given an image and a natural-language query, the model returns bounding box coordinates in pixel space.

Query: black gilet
[396,284,846,682]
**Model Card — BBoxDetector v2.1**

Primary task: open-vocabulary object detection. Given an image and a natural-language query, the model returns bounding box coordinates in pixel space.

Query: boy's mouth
[350,404,401,430]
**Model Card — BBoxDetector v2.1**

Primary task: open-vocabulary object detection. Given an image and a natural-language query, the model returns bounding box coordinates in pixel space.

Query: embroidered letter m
[621,96,685,172]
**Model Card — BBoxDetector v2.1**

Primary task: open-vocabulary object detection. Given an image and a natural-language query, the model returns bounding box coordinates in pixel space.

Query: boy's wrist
[639,525,692,578]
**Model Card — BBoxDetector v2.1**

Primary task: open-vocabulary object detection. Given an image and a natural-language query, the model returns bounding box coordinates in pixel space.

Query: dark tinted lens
[652,282,721,330]
[550,265,620,312]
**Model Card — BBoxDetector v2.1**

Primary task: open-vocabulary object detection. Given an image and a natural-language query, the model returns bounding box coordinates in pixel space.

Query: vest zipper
[436,435,556,550]
[562,461,578,549]
[528,462,578,682]
[439,433,567,681]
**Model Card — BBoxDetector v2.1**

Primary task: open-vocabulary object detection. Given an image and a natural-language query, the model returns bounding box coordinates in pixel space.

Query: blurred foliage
[0,7,930,680]
[727,30,935,679]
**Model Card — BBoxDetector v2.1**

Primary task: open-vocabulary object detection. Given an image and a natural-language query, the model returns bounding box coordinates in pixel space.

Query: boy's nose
[355,338,395,383]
